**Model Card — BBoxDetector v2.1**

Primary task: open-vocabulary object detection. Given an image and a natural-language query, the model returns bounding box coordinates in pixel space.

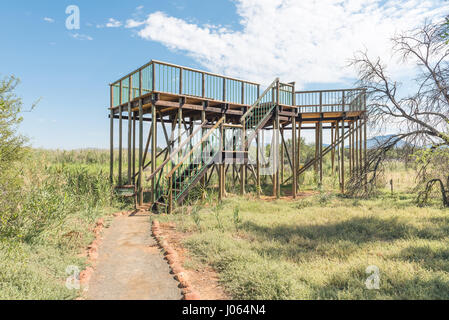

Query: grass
[156,163,449,300]
[0,149,125,300]
[1,147,447,300]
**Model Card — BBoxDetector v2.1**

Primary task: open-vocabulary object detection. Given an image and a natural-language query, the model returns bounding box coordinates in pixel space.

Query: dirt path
[85,213,182,300]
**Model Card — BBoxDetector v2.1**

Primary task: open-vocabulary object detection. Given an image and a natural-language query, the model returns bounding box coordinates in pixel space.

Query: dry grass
[156,164,449,300]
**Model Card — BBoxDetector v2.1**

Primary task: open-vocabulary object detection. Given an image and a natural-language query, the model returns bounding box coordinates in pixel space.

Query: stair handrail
[241,77,279,123]
[167,116,225,178]
[146,120,207,181]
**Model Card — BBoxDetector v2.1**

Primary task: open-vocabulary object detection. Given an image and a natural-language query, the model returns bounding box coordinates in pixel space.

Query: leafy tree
[0,76,28,237]
[0,76,27,167]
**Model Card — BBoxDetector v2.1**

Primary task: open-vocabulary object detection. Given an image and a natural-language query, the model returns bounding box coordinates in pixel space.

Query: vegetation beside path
[0,149,124,299]
[157,168,449,300]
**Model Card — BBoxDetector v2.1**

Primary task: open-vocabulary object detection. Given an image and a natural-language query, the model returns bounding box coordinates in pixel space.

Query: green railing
[110,60,262,108]
[295,89,366,113]
[241,78,279,131]
[166,117,224,206]
[144,120,206,204]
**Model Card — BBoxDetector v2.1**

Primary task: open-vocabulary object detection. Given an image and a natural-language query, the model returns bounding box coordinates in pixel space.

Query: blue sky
[0,0,447,149]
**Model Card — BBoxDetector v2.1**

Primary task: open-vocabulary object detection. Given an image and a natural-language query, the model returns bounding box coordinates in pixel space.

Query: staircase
[132,79,283,213]
[241,78,279,147]
[137,117,225,213]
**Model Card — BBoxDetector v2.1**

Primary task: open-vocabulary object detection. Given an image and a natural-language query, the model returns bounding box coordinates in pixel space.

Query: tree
[0,75,28,237]
[0,76,27,168]
[349,18,449,205]
[442,16,449,43]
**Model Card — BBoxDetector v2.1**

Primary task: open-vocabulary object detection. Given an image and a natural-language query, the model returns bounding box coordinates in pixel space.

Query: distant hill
[366,134,408,149]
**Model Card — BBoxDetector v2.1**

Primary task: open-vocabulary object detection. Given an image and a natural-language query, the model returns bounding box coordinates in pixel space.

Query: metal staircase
[137,117,224,212]
[241,78,279,147]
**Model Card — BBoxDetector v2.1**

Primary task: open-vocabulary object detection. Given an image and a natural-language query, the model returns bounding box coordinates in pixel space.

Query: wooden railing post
[180,67,183,95]
[202,72,205,98]
[139,69,142,97]
[241,81,245,105]
[223,78,226,102]
[152,62,156,92]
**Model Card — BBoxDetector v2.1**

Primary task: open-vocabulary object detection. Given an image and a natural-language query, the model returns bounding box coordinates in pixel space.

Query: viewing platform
[108,60,368,213]
[109,60,366,126]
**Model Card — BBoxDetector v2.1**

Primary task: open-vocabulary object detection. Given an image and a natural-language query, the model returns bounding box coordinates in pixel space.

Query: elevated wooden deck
[109,60,366,127]
[108,59,369,210]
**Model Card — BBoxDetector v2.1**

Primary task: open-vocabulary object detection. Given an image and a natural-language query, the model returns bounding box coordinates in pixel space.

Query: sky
[0,0,447,149]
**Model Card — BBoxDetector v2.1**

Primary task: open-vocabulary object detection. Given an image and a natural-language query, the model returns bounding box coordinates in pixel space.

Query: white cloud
[43,17,55,23]
[126,0,449,87]
[70,33,93,41]
[125,19,145,28]
[136,5,144,10]
[106,18,122,28]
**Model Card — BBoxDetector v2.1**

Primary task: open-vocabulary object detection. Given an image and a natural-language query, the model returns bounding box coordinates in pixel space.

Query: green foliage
[0,76,29,237]
[233,206,242,230]
[441,16,449,43]
[157,194,449,300]
[412,147,449,206]
[213,201,224,232]
[0,149,123,299]
[191,205,202,232]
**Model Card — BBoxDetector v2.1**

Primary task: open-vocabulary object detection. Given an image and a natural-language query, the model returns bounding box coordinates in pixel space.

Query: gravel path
[86,214,182,300]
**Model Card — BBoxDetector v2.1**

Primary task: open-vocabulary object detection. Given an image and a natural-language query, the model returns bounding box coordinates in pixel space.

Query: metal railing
[110,60,264,107]
[241,78,278,131]
[295,88,366,113]
[166,117,224,205]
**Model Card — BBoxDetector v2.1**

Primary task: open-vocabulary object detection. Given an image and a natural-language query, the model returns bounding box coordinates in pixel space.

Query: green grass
[157,189,449,299]
[0,149,124,300]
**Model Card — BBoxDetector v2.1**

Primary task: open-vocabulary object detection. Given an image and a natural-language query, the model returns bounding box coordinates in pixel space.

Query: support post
[222,115,226,199]
[256,132,261,197]
[118,105,123,186]
[314,122,319,181]
[319,92,323,187]
[319,119,323,187]
[240,117,246,195]
[110,107,114,185]
[132,111,136,185]
[297,121,301,191]
[336,120,341,187]
[275,110,280,199]
[151,102,157,204]
[331,122,335,174]
[280,127,284,185]
[138,99,143,206]
[128,76,132,185]
[349,121,353,175]
[292,116,297,199]
[128,103,132,185]
[275,81,280,199]
[355,119,359,177]
[340,119,345,193]
[359,118,363,179]
[201,109,206,196]
[364,111,368,192]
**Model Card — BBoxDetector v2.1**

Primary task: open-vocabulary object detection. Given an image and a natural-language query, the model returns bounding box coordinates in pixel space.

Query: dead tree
[417,176,449,207]
[348,18,449,203]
